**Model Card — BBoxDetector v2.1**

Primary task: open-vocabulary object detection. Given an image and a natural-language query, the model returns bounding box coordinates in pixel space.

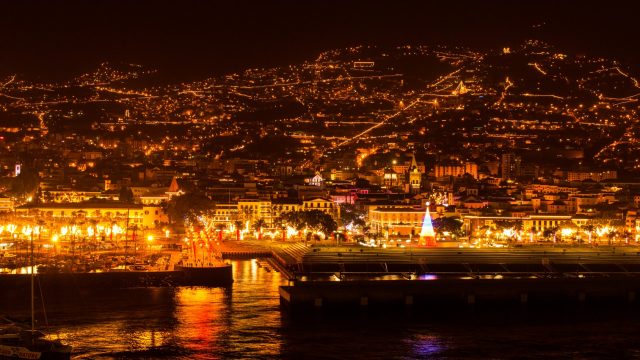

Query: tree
[339,204,366,232]
[119,186,134,203]
[606,229,617,246]
[432,216,464,237]
[543,227,559,242]
[234,220,243,241]
[253,219,267,240]
[582,224,595,243]
[279,210,337,240]
[164,193,214,227]
[215,223,227,241]
[10,167,39,199]
[354,177,371,188]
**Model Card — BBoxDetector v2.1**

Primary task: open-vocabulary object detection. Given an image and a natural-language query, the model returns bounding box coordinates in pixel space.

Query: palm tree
[215,223,227,242]
[514,221,523,237]
[89,219,98,251]
[606,229,617,246]
[129,224,139,255]
[68,219,77,257]
[253,219,267,241]
[277,218,288,242]
[234,220,243,241]
[582,224,595,244]
[543,226,559,242]
[36,219,45,256]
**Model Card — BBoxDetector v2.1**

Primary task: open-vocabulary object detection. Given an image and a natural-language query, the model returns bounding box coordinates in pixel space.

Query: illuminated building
[14,202,167,229]
[434,162,478,179]
[408,154,422,193]
[501,153,521,180]
[302,197,337,216]
[0,196,13,212]
[566,170,617,182]
[238,199,273,226]
[369,205,425,237]
[461,214,573,234]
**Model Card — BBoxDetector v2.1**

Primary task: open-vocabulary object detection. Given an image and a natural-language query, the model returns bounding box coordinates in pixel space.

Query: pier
[280,276,640,309]
[264,245,640,308]
[291,246,640,277]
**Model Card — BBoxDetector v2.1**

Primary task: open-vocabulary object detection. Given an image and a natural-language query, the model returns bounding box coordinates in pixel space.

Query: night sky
[1,0,638,80]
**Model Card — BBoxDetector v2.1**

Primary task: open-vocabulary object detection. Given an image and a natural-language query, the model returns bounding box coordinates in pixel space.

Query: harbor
[269,244,640,309]
[280,276,640,309]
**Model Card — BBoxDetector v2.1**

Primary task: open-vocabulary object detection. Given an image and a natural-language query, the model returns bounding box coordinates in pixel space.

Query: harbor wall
[280,277,640,309]
[0,266,233,300]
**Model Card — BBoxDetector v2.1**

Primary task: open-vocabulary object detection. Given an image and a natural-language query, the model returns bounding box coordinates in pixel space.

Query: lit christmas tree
[420,202,436,247]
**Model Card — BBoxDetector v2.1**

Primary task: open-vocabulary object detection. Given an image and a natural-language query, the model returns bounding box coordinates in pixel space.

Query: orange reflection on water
[174,287,228,355]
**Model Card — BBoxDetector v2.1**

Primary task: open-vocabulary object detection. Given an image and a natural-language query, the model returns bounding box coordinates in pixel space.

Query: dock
[269,245,640,308]
[0,264,233,300]
[280,276,640,308]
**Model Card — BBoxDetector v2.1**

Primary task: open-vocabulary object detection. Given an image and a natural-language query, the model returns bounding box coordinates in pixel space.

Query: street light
[146,235,154,257]
[51,234,59,254]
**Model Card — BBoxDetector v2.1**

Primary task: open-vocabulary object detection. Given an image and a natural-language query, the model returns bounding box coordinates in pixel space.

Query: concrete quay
[280,276,640,309]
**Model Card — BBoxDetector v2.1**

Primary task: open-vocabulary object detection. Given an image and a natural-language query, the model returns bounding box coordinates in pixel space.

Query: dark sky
[2,0,639,80]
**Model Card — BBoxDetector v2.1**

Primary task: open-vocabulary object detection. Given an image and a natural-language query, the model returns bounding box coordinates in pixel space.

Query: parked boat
[0,234,72,359]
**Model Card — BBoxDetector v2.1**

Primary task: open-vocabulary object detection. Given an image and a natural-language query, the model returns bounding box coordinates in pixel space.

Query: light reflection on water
[1,260,286,359]
[2,260,640,359]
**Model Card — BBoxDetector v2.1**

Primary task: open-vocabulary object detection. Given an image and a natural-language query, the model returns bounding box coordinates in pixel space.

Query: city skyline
[2,2,640,359]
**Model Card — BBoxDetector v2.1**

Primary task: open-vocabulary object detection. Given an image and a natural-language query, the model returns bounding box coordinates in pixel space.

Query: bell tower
[409,154,421,193]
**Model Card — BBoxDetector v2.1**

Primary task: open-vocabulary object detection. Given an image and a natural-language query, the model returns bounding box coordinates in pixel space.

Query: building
[408,154,422,193]
[0,196,12,212]
[142,205,168,228]
[44,189,103,203]
[461,214,573,234]
[567,170,617,182]
[237,199,273,226]
[15,202,149,228]
[301,197,337,216]
[272,199,302,218]
[211,203,240,228]
[434,162,478,179]
[369,205,428,237]
[501,153,521,180]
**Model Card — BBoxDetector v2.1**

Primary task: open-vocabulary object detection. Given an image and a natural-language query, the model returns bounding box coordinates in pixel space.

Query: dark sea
[2,260,640,359]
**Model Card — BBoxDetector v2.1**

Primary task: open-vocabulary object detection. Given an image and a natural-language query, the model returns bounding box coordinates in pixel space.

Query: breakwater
[280,276,640,309]
[0,265,233,300]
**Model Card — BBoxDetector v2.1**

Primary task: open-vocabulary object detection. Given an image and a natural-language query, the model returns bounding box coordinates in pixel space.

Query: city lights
[0,2,639,358]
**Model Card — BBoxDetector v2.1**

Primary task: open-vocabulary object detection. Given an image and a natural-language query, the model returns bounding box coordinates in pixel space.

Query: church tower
[408,153,421,193]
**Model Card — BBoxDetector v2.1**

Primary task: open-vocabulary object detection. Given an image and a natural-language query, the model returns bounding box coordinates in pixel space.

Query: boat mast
[30,230,35,337]
[125,207,130,268]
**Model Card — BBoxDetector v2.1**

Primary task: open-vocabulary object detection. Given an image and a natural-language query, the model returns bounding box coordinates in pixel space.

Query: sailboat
[0,229,72,360]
